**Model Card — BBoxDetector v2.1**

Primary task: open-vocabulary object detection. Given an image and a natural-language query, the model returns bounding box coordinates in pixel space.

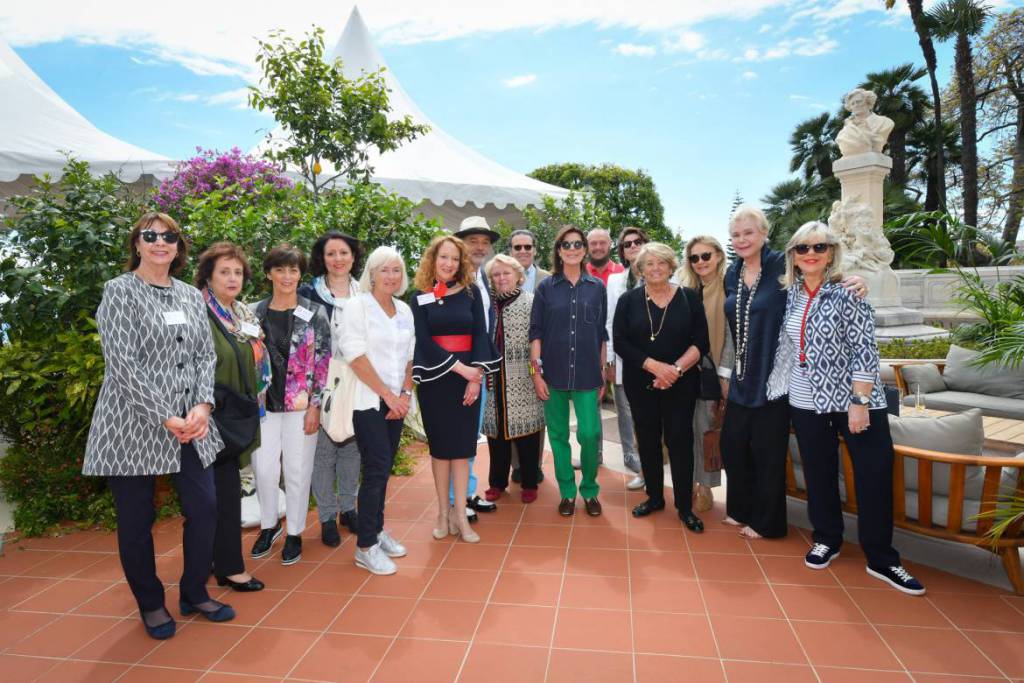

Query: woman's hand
[532,374,550,401]
[304,406,320,435]
[164,416,190,443]
[644,359,678,388]
[454,362,483,384]
[463,377,481,406]
[179,404,211,442]
[841,275,869,300]
[384,391,411,420]
[848,404,870,435]
[719,378,730,400]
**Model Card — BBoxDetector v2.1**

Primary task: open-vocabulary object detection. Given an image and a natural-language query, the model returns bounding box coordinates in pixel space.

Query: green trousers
[544,389,601,500]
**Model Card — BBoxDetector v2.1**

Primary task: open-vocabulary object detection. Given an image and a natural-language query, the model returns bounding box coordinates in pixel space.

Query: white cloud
[789,94,811,100]
[741,70,758,80]
[614,42,656,57]
[662,30,705,53]
[739,35,839,62]
[174,93,200,102]
[502,74,536,88]
[205,87,252,108]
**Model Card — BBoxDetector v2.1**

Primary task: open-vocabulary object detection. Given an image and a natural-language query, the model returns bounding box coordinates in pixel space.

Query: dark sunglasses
[559,240,585,250]
[792,242,830,255]
[141,230,180,244]
[512,244,534,252]
[621,237,646,249]
[688,252,714,263]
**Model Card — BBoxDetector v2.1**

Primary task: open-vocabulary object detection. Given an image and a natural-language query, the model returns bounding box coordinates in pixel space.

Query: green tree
[249,26,429,199]
[788,113,840,181]
[726,190,743,262]
[859,63,931,186]
[929,0,993,228]
[907,118,963,209]
[517,192,615,270]
[762,177,837,250]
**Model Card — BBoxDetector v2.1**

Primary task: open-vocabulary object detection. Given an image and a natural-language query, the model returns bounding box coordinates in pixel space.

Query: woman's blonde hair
[635,242,678,276]
[729,204,770,235]
[780,221,845,288]
[360,246,408,295]
[413,235,476,293]
[679,235,727,288]
[484,253,526,286]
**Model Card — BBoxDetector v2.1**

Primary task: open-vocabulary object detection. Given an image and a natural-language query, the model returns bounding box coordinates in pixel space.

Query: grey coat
[83,273,223,476]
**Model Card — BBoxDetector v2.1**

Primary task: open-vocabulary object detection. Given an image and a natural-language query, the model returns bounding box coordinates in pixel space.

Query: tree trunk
[890,129,908,186]
[957,33,980,228]
[908,0,947,209]
[1003,100,1024,244]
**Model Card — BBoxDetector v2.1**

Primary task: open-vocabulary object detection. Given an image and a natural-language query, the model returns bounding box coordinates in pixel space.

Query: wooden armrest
[889,359,947,393]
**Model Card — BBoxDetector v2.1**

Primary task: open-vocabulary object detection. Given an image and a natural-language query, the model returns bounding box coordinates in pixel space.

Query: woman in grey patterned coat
[482,254,545,503]
[83,212,233,640]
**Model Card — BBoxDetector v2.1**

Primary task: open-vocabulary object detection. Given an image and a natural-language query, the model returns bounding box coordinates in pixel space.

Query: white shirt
[476,267,491,330]
[340,293,416,410]
[523,264,538,293]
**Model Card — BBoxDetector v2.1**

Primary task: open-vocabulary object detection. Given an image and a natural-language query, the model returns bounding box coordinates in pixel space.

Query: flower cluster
[154,147,292,213]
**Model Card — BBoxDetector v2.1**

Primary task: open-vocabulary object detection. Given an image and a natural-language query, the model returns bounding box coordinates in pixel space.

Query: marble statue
[828,199,894,272]
[836,88,895,157]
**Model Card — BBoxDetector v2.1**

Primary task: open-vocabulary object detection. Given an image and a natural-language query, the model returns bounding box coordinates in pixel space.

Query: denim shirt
[528,272,608,392]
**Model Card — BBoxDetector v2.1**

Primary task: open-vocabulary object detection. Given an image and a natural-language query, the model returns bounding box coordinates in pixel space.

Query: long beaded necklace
[734,262,762,381]
[644,286,672,341]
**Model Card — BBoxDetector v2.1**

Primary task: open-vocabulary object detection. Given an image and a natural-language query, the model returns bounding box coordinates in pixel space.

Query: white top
[340,293,416,411]
[327,278,362,360]
[785,288,820,411]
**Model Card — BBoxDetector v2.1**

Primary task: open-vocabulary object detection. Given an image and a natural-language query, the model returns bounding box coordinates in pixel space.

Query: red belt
[433,335,472,352]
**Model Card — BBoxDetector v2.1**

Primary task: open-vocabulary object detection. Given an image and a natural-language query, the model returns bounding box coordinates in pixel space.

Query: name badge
[240,321,261,338]
[294,306,313,322]
[416,292,436,306]
[162,310,187,326]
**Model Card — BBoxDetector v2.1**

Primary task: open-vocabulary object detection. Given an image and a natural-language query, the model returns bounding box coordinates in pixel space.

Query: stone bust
[835,88,894,156]
[828,199,894,272]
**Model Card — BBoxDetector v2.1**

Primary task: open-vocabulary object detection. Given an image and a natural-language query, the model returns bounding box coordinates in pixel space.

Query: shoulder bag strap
[207,308,254,396]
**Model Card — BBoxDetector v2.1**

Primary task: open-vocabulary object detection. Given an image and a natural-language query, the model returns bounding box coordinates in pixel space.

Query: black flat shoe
[680,511,705,533]
[216,575,265,592]
[321,520,341,547]
[140,609,176,640]
[631,499,666,518]
[179,599,235,622]
[340,509,359,535]
[468,495,497,512]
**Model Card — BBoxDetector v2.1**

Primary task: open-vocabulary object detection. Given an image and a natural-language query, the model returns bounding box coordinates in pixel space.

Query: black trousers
[107,443,216,611]
[212,456,244,577]
[489,432,541,490]
[353,401,403,549]
[790,407,900,568]
[624,382,698,513]
[720,399,790,538]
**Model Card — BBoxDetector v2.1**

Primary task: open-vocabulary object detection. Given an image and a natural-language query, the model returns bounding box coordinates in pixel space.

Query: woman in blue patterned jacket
[766,221,925,596]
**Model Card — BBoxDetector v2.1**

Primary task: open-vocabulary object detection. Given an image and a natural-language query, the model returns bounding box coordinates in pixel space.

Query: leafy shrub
[878,337,956,359]
[153,147,291,216]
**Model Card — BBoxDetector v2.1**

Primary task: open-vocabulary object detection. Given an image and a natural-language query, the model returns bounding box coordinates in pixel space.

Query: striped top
[784,287,817,410]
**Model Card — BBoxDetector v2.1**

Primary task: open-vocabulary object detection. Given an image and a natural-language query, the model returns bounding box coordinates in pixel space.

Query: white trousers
[252,411,317,536]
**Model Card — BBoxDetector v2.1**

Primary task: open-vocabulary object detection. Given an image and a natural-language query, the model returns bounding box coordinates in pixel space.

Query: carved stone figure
[828,199,894,272]
[836,88,895,156]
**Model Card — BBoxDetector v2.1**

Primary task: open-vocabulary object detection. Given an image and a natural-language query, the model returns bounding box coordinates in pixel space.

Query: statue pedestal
[833,153,891,228]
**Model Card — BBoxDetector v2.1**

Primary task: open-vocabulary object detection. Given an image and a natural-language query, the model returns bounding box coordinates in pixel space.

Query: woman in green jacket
[196,242,270,592]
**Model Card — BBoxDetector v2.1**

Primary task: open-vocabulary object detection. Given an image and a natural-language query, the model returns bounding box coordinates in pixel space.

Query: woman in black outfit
[613,242,709,532]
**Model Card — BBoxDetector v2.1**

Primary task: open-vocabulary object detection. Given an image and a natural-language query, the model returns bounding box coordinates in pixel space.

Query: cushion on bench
[900,392,1024,420]
[944,344,1024,400]
[889,409,985,497]
[901,363,946,394]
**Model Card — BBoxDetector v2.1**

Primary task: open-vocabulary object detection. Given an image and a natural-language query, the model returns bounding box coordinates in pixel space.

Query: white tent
[259,7,570,228]
[0,39,175,191]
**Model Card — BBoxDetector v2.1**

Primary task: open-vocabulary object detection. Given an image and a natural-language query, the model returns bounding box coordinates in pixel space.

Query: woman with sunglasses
[766,222,924,595]
[613,242,709,532]
[529,225,608,517]
[677,236,733,513]
[84,212,234,640]
[604,227,648,490]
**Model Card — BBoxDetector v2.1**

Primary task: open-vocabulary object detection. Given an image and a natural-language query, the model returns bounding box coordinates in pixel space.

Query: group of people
[83,205,925,640]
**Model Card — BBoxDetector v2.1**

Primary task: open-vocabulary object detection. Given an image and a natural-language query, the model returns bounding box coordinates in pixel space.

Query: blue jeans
[449,384,484,504]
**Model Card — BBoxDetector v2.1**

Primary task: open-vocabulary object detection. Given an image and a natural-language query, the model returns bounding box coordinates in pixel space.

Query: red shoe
[521,489,538,504]
[484,487,503,502]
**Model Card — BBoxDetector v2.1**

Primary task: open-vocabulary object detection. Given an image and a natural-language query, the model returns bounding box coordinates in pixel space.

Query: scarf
[488,287,521,391]
[312,274,359,309]
[203,287,272,396]
[700,276,727,368]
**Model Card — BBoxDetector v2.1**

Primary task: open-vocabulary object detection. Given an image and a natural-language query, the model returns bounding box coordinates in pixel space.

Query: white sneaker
[627,475,645,490]
[571,458,582,470]
[378,530,407,558]
[354,543,397,575]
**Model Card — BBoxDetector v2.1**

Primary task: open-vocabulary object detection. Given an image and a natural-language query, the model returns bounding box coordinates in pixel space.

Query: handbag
[702,400,725,472]
[208,311,261,461]
[320,356,358,444]
[697,353,722,401]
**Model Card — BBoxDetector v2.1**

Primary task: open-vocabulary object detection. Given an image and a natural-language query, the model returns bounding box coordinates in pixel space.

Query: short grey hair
[729,204,770,235]
[636,242,678,275]
[484,253,526,286]
[586,228,611,240]
[780,221,844,288]
[508,229,535,244]
[359,245,408,295]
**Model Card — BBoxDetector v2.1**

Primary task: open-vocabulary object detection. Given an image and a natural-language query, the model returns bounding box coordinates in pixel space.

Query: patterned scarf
[312,274,359,309]
[203,287,271,396]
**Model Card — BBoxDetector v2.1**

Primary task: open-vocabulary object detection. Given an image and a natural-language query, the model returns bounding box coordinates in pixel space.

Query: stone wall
[897,265,1024,325]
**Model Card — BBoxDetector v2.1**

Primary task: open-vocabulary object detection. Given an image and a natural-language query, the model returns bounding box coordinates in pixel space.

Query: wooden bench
[887,358,946,395]
[786,440,1024,594]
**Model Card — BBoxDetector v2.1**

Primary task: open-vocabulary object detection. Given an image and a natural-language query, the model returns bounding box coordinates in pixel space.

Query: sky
[2,0,1021,246]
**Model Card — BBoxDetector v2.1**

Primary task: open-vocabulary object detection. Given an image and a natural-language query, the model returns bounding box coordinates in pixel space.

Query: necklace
[734,262,762,381]
[644,286,672,341]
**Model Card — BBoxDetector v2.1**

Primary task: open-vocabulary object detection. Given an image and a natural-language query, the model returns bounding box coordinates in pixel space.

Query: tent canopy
[0,40,174,183]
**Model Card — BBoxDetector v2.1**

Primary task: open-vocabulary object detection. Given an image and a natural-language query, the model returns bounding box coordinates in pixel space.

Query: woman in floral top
[249,245,331,566]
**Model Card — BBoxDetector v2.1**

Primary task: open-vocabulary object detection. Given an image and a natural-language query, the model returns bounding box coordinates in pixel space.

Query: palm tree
[788,113,840,181]
[907,119,963,211]
[859,63,931,186]
[762,177,837,249]
[929,0,992,228]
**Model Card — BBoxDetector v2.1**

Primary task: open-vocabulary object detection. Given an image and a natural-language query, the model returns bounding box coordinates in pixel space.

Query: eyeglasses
[141,230,180,244]
[559,240,585,250]
[511,244,534,252]
[688,252,714,263]
[792,242,830,255]
[621,237,646,249]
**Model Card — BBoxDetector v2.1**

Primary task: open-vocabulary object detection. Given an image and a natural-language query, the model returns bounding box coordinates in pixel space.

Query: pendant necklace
[645,286,671,341]
[734,263,762,381]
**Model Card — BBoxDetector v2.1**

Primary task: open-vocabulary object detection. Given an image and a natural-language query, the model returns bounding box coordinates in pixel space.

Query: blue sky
[3,1,1021,245]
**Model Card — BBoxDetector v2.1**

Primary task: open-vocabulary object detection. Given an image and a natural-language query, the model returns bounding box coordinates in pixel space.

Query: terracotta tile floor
[2,448,1024,683]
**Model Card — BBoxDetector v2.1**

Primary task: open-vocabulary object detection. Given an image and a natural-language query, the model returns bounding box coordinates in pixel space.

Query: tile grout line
[923,594,1014,681]
[623,471,638,683]
[680,510,729,682]
[542,468,579,683]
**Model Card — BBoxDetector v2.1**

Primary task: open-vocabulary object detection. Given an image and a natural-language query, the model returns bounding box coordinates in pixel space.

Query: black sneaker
[537,468,545,484]
[511,468,522,484]
[281,534,302,566]
[866,564,926,595]
[804,543,840,569]
[340,509,359,535]
[468,495,496,512]
[250,523,282,559]
[321,520,341,548]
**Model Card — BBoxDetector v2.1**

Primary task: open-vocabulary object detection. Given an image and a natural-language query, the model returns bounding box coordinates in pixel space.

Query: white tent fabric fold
[0,40,175,183]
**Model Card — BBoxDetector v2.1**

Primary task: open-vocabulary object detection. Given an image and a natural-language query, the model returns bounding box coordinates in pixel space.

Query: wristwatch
[674,364,683,377]
[850,392,870,406]
[400,389,413,398]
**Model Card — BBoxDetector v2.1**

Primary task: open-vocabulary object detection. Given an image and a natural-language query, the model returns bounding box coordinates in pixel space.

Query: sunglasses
[512,244,534,252]
[621,237,646,249]
[559,240,585,250]
[688,252,714,263]
[792,242,830,255]
[141,230,180,244]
